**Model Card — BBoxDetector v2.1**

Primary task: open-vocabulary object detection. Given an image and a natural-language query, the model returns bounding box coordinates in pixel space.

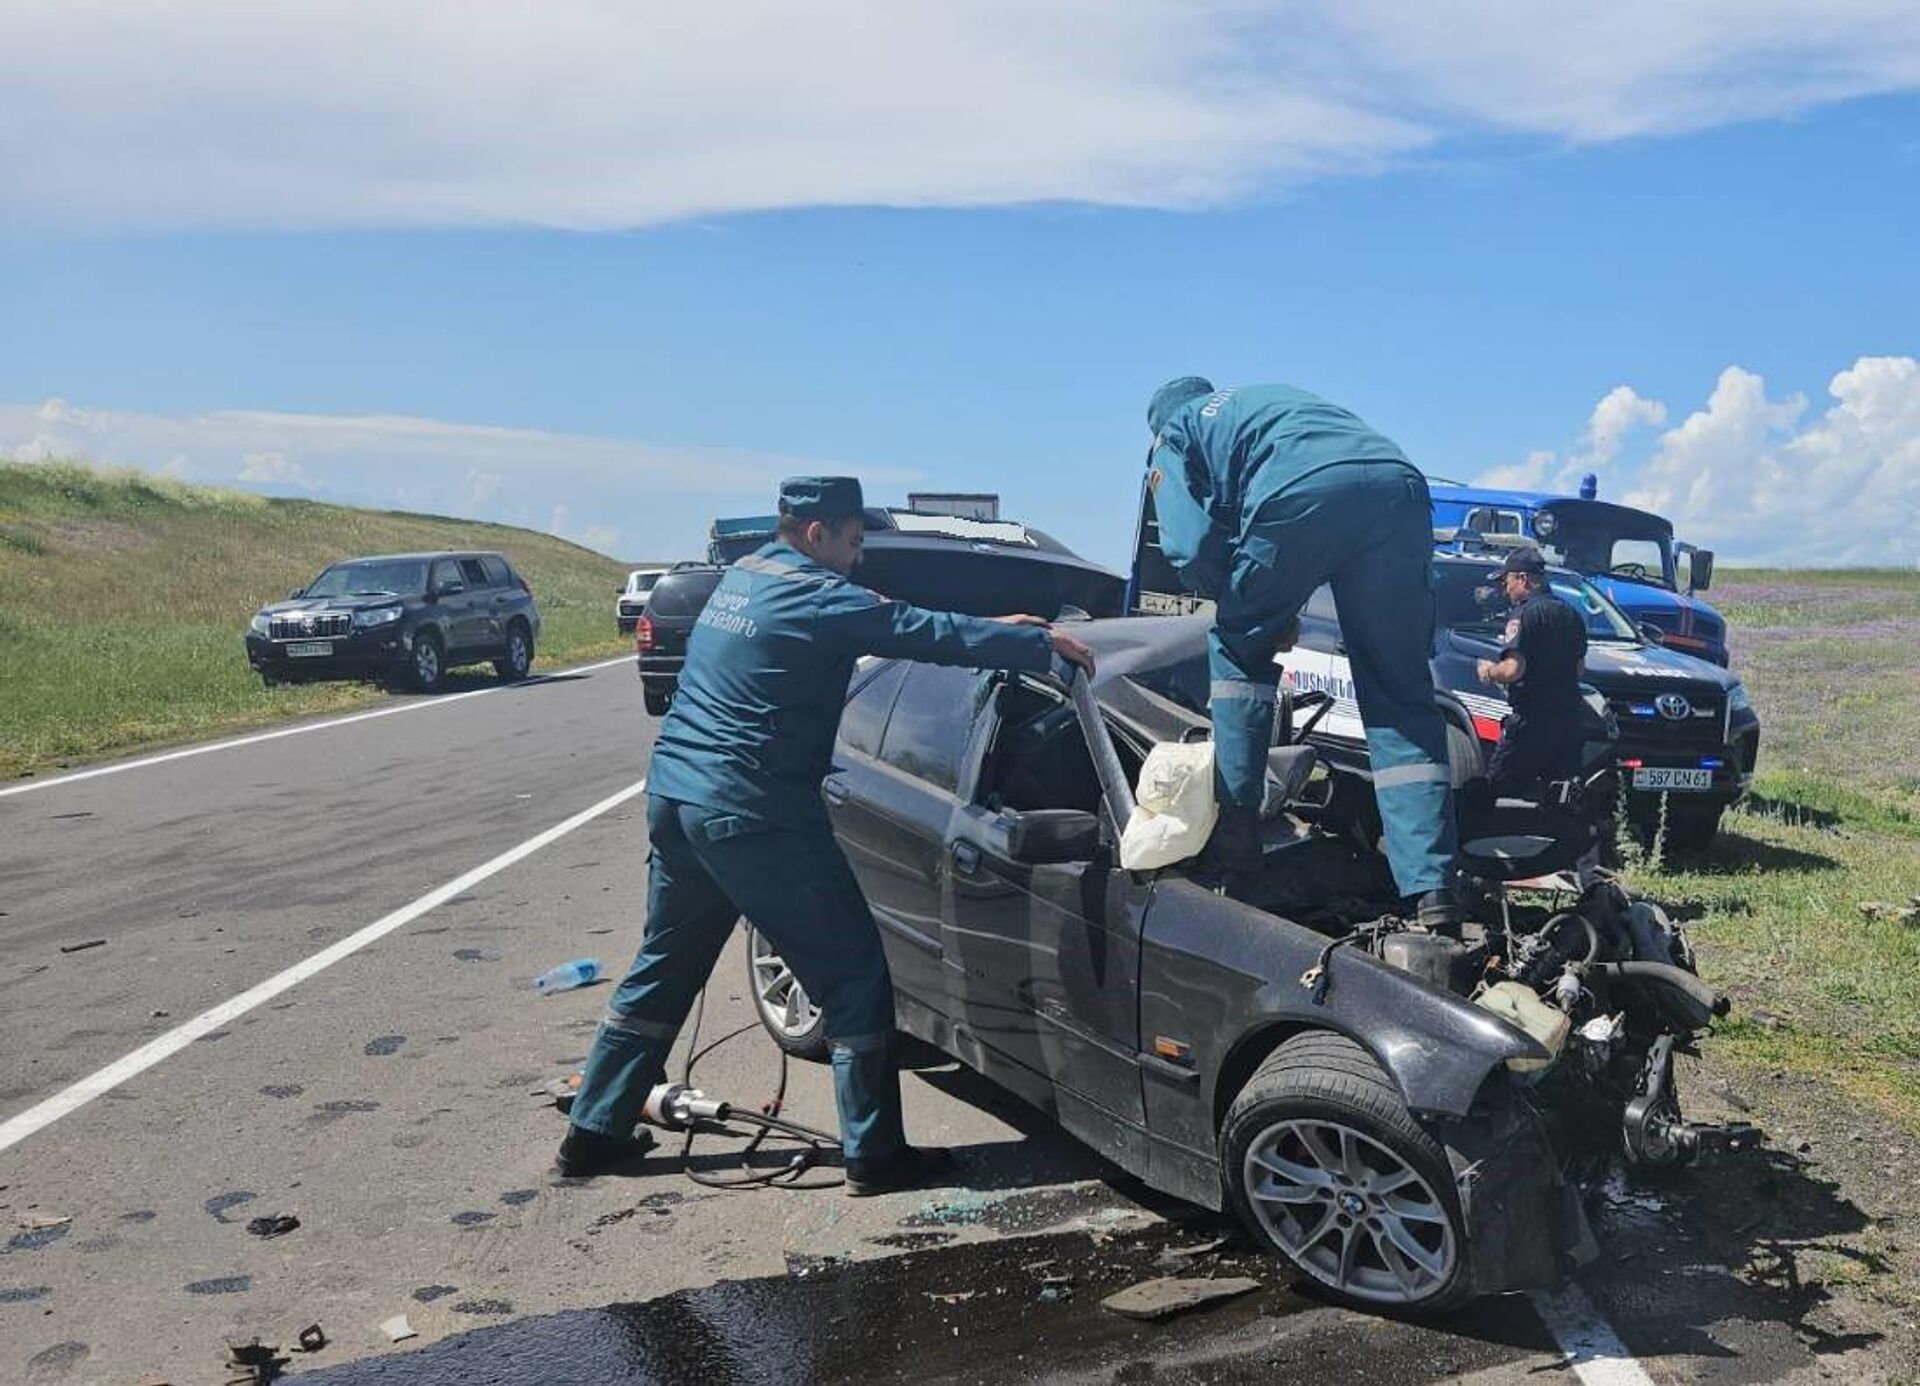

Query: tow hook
[1622,1034,1764,1164]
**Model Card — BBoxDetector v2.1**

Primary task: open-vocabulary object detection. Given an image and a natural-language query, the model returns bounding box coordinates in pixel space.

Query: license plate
[286,641,333,658]
[1632,767,1712,792]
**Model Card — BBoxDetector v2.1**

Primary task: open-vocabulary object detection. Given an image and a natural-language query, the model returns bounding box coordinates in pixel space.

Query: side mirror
[1688,548,1714,593]
[437,580,465,597]
[1006,809,1102,865]
[1638,622,1667,646]
[287,587,305,600]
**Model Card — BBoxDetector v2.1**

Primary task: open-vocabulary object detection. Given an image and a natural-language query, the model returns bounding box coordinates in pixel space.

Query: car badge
[1656,692,1691,721]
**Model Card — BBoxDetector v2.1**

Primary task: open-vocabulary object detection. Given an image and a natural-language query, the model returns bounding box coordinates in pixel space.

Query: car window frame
[481,555,514,588]
[459,557,492,588]
[874,662,994,797]
[838,660,909,759]
[429,558,465,594]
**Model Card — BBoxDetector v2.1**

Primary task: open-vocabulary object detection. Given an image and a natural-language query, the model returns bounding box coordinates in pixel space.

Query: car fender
[1140,879,1543,1138]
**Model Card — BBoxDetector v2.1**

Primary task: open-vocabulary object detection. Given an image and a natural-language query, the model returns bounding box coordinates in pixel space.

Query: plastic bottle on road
[534,959,602,995]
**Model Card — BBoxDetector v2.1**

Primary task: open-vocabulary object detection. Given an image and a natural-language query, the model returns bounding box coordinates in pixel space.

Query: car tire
[258,669,281,688]
[1221,1030,1472,1314]
[494,621,533,682]
[409,629,445,693]
[745,926,830,1062]
[643,685,672,716]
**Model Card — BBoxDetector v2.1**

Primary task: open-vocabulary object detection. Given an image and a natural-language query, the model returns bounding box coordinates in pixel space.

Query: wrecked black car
[748,614,1757,1312]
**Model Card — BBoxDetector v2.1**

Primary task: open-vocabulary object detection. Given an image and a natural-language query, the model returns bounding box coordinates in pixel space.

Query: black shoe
[1415,888,1463,937]
[554,1125,656,1178]
[845,1145,959,1198]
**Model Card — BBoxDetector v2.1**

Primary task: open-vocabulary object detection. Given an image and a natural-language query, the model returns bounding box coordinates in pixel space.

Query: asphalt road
[0,660,1886,1384]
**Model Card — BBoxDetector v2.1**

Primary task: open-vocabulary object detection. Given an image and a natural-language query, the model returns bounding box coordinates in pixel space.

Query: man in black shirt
[1476,546,1589,798]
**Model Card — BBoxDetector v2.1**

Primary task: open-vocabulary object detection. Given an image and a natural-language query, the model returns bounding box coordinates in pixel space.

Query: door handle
[951,841,981,874]
[821,778,850,807]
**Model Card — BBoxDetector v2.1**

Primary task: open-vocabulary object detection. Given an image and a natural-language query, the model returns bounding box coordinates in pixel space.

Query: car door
[943,673,1148,1161]
[825,661,979,1011]
[460,557,501,649]
[428,558,477,652]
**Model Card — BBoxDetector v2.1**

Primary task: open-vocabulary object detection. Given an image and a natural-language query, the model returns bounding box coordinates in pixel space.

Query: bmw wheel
[1222,1031,1470,1313]
[745,926,829,1061]
[410,630,445,693]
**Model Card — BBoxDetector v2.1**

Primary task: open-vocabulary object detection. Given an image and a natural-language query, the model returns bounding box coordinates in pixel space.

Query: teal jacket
[646,542,1054,829]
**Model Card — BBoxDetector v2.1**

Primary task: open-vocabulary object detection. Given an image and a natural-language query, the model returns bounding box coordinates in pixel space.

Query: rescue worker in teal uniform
[559,477,1097,1193]
[1145,378,1461,930]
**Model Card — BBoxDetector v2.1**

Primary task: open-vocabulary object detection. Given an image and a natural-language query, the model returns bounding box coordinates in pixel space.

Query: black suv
[635,563,726,715]
[245,551,541,693]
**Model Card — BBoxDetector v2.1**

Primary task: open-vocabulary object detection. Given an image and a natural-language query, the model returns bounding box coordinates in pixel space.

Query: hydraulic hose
[1543,910,1601,967]
[1592,960,1729,1031]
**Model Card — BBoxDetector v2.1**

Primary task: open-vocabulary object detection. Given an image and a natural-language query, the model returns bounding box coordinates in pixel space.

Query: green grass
[0,459,634,779]
[1602,568,1920,1130]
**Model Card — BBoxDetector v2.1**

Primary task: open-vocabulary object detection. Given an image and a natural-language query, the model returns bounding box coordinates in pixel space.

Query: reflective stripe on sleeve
[735,553,832,585]
[1210,680,1277,703]
[1371,762,1452,790]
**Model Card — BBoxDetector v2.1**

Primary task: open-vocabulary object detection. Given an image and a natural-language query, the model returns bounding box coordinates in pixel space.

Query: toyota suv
[245,551,540,693]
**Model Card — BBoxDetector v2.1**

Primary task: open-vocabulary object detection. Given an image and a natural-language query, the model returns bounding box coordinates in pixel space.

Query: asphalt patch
[3,1223,71,1254]
[364,1034,408,1056]
[499,1189,538,1207]
[23,1340,88,1379]
[450,1211,496,1227]
[0,1285,52,1303]
[411,1285,458,1304]
[203,1191,257,1224]
[260,1084,306,1099]
[184,1275,252,1295]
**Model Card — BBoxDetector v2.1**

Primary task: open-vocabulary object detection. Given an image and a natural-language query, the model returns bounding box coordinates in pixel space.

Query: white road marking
[1532,1283,1659,1385]
[0,775,649,1153]
[0,655,633,799]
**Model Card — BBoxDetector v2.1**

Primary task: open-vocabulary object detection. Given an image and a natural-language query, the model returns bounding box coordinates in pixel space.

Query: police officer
[1144,377,1460,929]
[558,477,1096,1195]
[1476,545,1589,797]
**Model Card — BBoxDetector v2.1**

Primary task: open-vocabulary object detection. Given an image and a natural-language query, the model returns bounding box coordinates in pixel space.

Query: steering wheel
[1608,562,1651,581]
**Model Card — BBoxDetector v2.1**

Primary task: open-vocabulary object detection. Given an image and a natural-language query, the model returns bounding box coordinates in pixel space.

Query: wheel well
[507,615,531,639]
[1210,1021,1395,1133]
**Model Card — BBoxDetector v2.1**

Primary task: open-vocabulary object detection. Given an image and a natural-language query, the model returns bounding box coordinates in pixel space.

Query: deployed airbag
[1120,742,1219,870]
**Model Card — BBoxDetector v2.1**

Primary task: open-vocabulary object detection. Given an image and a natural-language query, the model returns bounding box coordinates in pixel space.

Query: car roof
[328,550,499,563]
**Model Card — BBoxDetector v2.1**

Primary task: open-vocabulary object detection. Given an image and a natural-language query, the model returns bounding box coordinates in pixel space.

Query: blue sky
[3,3,1917,566]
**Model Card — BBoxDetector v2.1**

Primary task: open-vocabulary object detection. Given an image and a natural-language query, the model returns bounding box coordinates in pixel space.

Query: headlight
[249,612,270,635]
[1727,682,1750,714]
[353,605,404,629]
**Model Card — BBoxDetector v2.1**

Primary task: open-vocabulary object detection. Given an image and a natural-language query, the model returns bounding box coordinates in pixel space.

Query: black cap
[1500,545,1547,576]
[778,476,864,521]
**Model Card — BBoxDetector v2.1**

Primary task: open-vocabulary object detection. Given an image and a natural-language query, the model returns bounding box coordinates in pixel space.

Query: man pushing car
[557,476,1095,1193]
[1144,377,1460,931]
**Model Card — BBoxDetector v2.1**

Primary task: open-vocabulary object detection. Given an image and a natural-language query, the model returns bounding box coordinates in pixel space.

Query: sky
[2,1,1917,568]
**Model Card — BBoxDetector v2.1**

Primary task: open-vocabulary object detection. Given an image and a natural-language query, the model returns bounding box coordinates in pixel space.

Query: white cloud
[2,1,1916,229]
[1477,358,1920,565]
[0,398,918,559]
[237,450,317,490]
[1477,385,1668,492]
[1628,359,1919,565]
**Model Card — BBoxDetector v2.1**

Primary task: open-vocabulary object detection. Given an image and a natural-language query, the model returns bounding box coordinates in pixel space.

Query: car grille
[1606,693,1723,750]
[271,613,352,640]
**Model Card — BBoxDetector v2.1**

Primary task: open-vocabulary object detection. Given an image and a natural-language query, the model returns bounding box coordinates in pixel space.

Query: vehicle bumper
[637,654,686,689]
[245,630,413,680]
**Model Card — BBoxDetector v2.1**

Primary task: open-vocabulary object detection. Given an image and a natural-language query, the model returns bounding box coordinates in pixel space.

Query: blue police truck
[1426,476,1729,666]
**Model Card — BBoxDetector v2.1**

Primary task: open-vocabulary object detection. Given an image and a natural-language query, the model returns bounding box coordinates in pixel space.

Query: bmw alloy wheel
[749,931,819,1038]
[1240,1118,1458,1305]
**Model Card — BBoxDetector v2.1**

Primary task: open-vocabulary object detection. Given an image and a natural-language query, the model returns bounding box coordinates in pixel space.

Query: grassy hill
[0,460,632,780]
